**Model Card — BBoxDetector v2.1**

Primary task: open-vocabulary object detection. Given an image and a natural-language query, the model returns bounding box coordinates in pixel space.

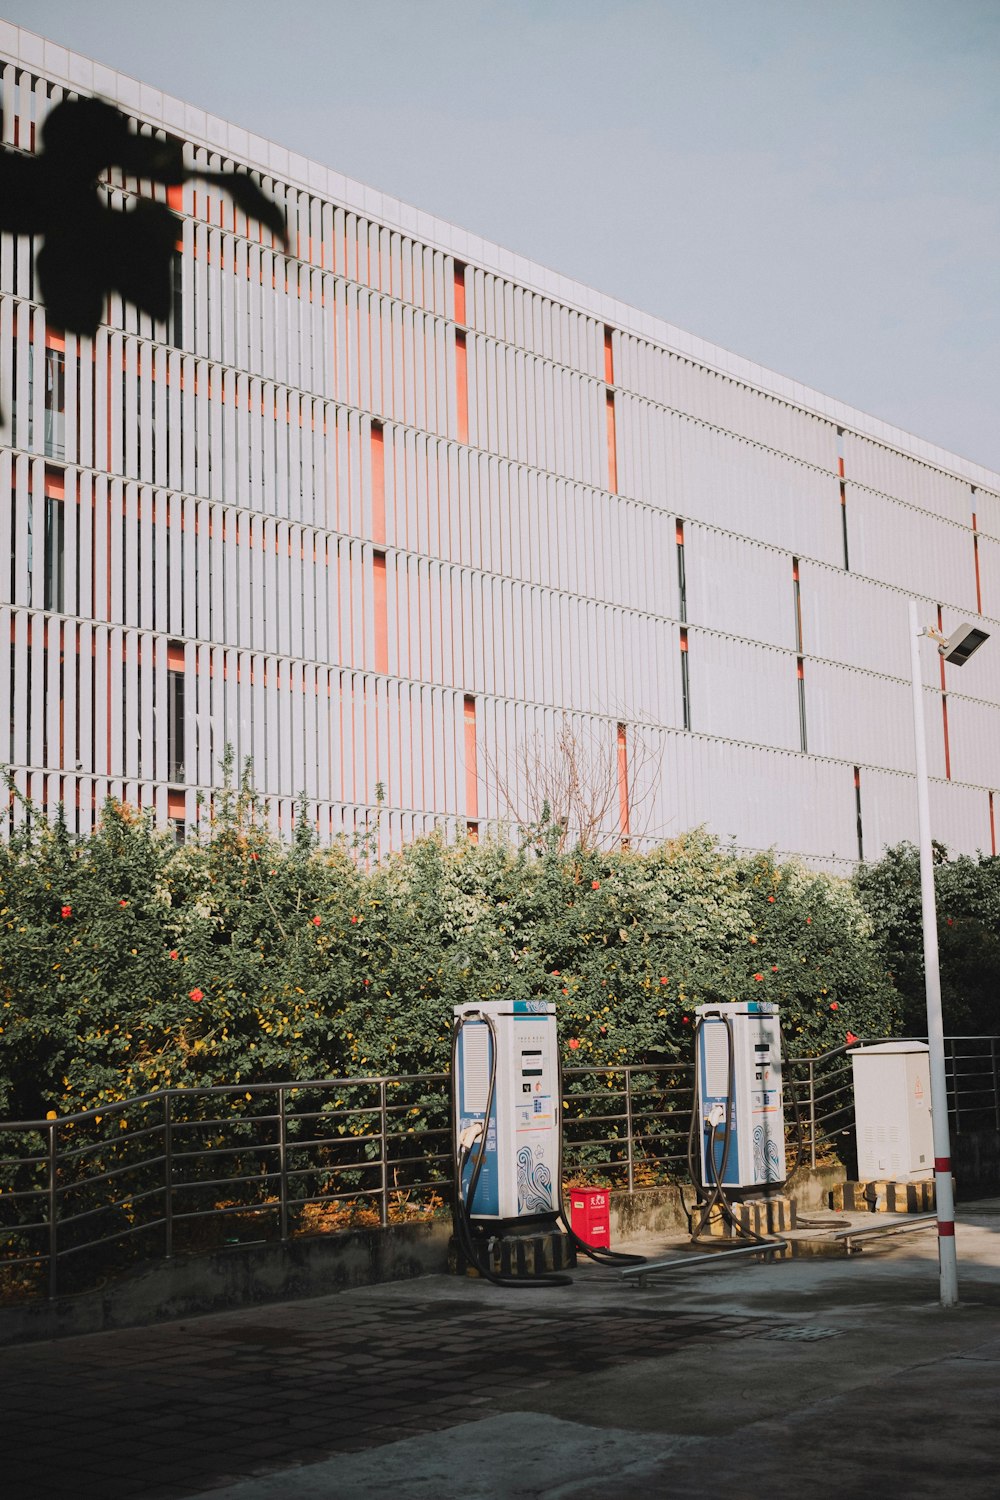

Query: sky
[5,0,999,472]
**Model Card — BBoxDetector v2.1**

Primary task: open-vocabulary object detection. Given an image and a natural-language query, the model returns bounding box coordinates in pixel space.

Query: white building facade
[3,24,1000,871]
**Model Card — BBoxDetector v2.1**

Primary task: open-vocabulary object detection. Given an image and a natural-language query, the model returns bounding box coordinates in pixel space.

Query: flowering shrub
[0,787,900,1119]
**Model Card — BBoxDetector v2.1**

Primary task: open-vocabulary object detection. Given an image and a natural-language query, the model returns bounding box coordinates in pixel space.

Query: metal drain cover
[760,1325,843,1342]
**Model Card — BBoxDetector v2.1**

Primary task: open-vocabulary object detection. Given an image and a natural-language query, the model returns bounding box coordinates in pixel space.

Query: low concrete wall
[788,1163,850,1212]
[0,1220,451,1348]
[606,1163,847,1243]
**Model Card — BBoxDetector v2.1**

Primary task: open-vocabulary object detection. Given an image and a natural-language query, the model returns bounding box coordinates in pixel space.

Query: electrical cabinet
[453,1000,560,1224]
[851,1042,933,1182]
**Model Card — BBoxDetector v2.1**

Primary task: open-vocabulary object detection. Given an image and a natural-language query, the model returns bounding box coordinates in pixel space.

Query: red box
[569,1187,611,1248]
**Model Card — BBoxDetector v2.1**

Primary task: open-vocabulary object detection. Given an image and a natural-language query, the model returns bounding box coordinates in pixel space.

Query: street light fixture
[907,601,990,1308]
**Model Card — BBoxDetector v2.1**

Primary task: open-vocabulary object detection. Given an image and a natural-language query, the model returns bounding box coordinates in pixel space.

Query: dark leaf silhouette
[0,95,287,336]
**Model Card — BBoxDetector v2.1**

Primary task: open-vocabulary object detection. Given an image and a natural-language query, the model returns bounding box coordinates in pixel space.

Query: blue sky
[6,0,999,471]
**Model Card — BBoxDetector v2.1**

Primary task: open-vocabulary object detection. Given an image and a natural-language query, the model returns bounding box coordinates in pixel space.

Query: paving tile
[0,1285,792,1497]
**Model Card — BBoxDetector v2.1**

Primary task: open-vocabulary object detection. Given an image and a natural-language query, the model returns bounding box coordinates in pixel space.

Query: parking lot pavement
[3,1198,1000,1500]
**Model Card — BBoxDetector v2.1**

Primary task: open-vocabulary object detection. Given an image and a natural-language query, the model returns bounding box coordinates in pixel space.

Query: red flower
[753,972,764,982]
[771,965,778,972]
[682,1015,690,1024]
[119,899,128,908]
[363,978,370,986]
[60,905,72,919]
[350,915,359,924]
[599,1025,607,1033]
[846,1031,859,1045]
[591,880,600,890]
[552,970,560,976]
[806,917,812,925]
[312,915,322,927]
[768,895,776,903]
[189,988,204,1003]
[169,950,179,960]
[250,852,259,862]
[946,917,954,927]
[562,987,568,995]
[660,976,668,984]
[829,1001,839,1011]
[568,1038,581,1050]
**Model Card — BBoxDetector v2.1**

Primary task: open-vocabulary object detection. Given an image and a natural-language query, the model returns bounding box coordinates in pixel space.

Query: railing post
[808,1059,817,1170]
[379,1081,389,1227]
[949,1037,960,1137]
[993,1038,999,1132]
[164,1093,173,1260]
[47,1121,58,1301]
[625,1069,635,1194]
[278,1087,289,1242]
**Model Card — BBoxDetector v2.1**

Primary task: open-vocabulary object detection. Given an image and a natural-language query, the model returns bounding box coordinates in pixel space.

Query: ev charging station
[695,1001,786,1190]
[450,992,790,1285]
[452,999,560,1225]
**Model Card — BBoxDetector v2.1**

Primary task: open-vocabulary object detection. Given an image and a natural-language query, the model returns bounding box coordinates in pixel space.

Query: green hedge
[0,780,900,1120]
[853,841,1000,1036]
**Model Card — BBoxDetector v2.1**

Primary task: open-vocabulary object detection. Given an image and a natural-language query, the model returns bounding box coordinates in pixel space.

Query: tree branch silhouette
[0,94,287,336]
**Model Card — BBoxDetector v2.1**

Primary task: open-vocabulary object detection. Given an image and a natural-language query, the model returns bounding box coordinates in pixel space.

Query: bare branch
[480,714,664,852]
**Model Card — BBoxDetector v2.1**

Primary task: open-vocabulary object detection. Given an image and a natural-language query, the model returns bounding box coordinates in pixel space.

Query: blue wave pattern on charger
[516,1145,554,1213]
[752,1124,783,1182]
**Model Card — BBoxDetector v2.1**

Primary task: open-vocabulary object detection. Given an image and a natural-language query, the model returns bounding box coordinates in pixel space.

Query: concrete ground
[3,1197,1000,1500]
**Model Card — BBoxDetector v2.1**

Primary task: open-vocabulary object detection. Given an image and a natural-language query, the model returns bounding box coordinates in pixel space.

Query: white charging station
[695,1001,786,1188]
[453,999,560,1224]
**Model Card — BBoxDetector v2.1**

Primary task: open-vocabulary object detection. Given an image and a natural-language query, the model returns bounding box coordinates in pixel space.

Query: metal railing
[788,1034,1000,1168]
[1,1037,997,1303]
[0,1074,453,1303]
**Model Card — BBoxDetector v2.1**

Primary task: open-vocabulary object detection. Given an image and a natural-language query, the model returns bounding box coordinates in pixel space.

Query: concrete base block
[829,1179,936,1214]
[697,1195,797,1238]
[448,1226,576,1278]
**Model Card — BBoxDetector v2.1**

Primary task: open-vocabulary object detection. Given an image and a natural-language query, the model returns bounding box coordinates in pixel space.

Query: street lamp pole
[907,598,958,1307]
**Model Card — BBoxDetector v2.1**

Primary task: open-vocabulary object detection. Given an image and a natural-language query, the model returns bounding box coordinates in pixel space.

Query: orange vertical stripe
[973,513,983,615]
[616,723,630,840]
[606,392,618,494]
[371,422,386,545]
[991,791,997,856]
[373,552,388,675]
[455,332,469,444]
[463,694,478,820]
[454,262,466,326]
[604,326,614,384]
